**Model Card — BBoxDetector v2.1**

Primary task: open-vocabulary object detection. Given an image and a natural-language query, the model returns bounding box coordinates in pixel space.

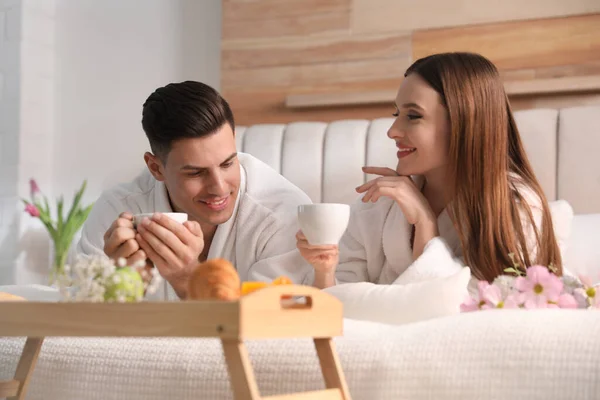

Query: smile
[398,148,416,154]
[200,196,230,210]
[397,147,416,158]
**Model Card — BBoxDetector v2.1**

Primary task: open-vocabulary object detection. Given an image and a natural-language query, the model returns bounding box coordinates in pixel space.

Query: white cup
[133,212,188,229]
[297,204,350,246]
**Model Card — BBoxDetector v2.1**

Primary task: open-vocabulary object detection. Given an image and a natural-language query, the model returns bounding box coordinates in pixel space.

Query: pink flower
[460,281,520,312]
[515,265,563,309]
[460,281,489,312]
[24,203,40,217]
[592,290,600,309]
[29,178,41,200]
[548,293,578,309]
[460,295,481,312]
[480,283,519,309]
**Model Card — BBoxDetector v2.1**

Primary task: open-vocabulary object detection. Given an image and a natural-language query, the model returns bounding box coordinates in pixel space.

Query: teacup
[133,212,188,229]
[297,204,350,246]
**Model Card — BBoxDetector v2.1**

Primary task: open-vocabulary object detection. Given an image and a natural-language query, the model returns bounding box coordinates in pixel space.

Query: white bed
[2,310,599,400]
[2,105,600,399]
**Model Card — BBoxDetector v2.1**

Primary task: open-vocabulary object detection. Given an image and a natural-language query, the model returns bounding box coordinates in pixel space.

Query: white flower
[492,275,517,299]
[117,257,127,267]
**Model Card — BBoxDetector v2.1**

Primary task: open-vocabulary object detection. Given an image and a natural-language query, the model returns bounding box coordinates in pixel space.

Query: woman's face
[388,73,451,178]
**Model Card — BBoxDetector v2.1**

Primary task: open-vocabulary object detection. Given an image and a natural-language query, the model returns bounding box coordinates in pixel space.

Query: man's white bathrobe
[336,176,573,290]
[77,153,314,300]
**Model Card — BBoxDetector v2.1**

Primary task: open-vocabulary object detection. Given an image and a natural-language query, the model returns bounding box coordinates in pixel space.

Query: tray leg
[7,337,44,400]
[221,339,261,400]
[314,338,351,400]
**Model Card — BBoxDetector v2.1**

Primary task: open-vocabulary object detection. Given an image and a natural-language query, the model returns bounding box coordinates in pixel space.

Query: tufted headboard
[236,105,600,214]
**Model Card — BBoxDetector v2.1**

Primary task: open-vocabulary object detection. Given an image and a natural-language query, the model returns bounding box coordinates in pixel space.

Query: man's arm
[77,196,123,256]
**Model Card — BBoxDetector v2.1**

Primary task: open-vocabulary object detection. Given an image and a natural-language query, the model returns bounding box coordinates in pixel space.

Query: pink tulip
[24,203,40,217]
[29,178,40,196]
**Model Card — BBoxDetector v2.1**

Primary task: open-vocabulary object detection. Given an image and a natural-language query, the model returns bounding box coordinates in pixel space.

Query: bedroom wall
[221,0,600,125]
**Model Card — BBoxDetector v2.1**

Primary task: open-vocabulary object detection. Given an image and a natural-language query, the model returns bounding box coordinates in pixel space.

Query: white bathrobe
[77,153,314,300]
[335,176,572,290]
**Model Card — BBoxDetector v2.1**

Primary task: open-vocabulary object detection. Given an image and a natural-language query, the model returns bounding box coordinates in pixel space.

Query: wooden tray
[0,284,351,400]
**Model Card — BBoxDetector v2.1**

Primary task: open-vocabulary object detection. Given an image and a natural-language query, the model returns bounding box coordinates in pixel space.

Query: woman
[297,52,564,289]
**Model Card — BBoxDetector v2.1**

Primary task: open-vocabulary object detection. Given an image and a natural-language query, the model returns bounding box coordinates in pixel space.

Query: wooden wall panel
[225,79,401,125]
[222,0,350,40]
[222,32,411,70]
[222,57,410,91]
[222,0,600,126]
[352,0,600,34]
[223,0,348,21]
[412,14,600,70]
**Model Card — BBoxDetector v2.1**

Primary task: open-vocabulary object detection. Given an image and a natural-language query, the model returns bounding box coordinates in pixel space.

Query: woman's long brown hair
[405,52,562,281]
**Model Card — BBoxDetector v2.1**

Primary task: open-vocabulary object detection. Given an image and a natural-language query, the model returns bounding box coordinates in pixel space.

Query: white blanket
[2,310,599,400]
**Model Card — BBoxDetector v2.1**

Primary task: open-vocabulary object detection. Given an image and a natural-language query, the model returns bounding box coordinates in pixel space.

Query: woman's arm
[412,215,440,259]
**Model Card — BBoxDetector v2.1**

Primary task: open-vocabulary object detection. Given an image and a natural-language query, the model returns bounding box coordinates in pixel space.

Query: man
[77,81,313,299]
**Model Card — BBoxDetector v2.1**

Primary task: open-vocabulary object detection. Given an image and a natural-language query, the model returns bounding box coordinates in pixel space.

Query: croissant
[187,258,241,301]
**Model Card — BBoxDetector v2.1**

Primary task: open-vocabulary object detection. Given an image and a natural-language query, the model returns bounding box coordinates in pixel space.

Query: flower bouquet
[22,179,93,282]
[56,255,163,302]
[461,256,599,311]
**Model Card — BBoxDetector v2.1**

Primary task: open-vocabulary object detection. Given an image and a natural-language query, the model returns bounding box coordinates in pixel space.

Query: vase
[49,240,69,285]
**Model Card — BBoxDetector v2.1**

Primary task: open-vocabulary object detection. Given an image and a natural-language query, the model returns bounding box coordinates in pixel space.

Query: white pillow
[323,267,471,326]
[549,200,573,261]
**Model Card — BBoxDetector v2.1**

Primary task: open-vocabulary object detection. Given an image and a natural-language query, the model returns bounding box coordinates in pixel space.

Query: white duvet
[2,309,599,400]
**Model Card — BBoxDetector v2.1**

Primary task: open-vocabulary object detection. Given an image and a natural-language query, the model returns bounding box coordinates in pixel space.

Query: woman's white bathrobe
[335,177,573,288]
[77,153,314,300]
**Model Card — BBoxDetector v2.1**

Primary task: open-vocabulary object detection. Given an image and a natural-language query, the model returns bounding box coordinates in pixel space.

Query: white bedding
[2,309,599,400]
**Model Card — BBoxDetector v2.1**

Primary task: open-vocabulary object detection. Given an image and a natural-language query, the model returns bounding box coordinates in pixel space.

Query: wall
[0,0,222,285]
[0,0,22,284]
[221,0,600,125]
[53,0,221,203]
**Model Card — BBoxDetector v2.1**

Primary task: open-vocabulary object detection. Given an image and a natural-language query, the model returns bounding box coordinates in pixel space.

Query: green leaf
[42,195,51,217]
[57,196,64,234]
[65,180,87,225]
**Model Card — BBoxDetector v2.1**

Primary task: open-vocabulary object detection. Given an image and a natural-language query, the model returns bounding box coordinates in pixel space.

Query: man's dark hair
[141,81,235,160]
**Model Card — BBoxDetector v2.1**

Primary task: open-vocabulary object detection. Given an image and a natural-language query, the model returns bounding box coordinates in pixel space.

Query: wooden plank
[283,76,600,108]
[222,32,411,70]
[0,302,241,338]
[240,285,343,339]
[265,389,343,400]
[222,2,350,40]
[224,78,399,125]
[510,93,600,111]
[8,337,43,400]
[314,338,351,399]
[286,90,397,108]
[533,61,600,80]
[222,57,410,91]
[232,105,394,126]
[412,14,600,70]
[224,77,398,125]
[353,0,600,34]
[223,0,348,21]
[505,76,600,95]
[221,339,261,400]
[0,380,19,398]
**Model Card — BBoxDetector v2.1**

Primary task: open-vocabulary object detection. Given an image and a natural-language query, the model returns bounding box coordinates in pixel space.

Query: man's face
[146,123,240,228]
